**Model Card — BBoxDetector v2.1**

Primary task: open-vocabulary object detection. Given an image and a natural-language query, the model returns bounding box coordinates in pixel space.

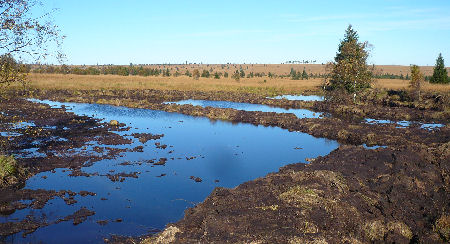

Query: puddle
[363,144,388,150]
[364,118,444,131]
[11,121,36,130]
[1,99,339,242]
[0,131,22,137]
[420,123,445,130]
[269,95,324,101]
[21,148,47,158]
[166,99,324,119]
[0,122,35,137]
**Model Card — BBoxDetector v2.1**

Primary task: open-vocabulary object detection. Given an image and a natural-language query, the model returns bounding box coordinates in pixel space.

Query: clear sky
[44,0,450,66]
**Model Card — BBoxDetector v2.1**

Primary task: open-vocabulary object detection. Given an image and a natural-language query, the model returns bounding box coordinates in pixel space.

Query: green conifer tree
[325,25,373,102]
[430,53,449,84]
[240,69,245,78]
[232,70,240,81]
[302,68,308,80]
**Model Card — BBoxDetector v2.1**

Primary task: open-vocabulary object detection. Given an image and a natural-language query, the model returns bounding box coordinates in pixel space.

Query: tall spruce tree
[302,68,308,80]
[325,25,373,102]
[430,53,449,84]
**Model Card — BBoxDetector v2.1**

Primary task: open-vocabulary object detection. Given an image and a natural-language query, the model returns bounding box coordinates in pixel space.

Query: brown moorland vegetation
[32,64,449,76]
[24,67,450,96]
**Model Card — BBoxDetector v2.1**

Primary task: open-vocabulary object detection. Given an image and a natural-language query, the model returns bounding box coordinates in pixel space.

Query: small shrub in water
[109,120,119,126]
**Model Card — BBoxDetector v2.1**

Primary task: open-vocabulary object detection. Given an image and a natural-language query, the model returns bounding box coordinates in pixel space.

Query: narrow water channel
[269,95,324,101]
[2,100,339,243]
[166,99,324,119]
[167,99,444,131]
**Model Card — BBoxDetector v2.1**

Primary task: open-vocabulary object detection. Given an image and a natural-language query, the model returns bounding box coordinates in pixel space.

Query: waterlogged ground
[166,99,325,119]
[1,100,338,243]
[269,94,324,101]
[364,118,444,130]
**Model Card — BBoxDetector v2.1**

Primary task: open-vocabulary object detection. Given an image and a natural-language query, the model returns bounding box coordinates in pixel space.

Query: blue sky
[45,0,450,65]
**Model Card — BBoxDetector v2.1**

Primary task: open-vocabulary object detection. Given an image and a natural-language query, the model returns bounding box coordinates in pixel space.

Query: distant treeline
[31,65,422,80]
[375,73,409,80]
[373,73,436,81]
[32,65,165,76]
[285,60,317,64]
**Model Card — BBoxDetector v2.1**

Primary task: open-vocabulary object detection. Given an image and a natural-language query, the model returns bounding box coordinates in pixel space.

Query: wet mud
[0,97,134,237]
[0,188,98,236]
[17,89,449,148]
[24,88,450,123]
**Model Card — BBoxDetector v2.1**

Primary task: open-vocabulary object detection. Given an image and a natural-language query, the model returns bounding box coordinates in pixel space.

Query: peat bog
[0,88,448,243]
[0,97,338,243]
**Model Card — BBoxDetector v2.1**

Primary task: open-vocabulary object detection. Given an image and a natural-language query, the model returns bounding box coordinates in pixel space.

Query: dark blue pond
[1,100,338,243]
[166,99,324,119]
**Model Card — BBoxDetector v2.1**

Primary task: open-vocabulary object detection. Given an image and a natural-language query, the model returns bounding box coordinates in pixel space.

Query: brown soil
[131,133,164,144]
[154,144,449,243]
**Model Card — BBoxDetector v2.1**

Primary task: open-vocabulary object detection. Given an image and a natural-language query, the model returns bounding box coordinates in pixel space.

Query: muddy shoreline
[0,97,136,237]
[22,88,450,123]
[153,144,449,243]
[1,88,449,243]
[23,88,449,147]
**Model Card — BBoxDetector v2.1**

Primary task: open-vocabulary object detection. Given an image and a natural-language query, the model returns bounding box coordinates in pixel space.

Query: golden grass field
[18,63,450,96]
[25,72,450,96]
[26,73,321,95]
[373,79,450,92]
[96,63,448,76]
[49,64,450,77]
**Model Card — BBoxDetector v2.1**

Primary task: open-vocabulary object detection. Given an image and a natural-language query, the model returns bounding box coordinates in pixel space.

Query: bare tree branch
[0,0,64,91]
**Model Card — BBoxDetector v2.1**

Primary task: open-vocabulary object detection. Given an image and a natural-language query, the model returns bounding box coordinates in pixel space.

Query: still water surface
[166,99,324,119]
[269,95,324,101]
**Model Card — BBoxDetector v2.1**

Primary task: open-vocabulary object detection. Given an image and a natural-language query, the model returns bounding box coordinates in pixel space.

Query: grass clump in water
[0,155,17,179]
[0,155,24,187]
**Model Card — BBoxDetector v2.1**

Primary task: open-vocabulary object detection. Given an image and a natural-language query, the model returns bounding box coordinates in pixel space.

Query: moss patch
[387,221,413,240]
[279,186,324,209]
[337,129,350,141]
[435,215,450,242]
[0,155,17,178]
[256,205,279,211]
[0,155,21,186]
[364,220,387,241]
